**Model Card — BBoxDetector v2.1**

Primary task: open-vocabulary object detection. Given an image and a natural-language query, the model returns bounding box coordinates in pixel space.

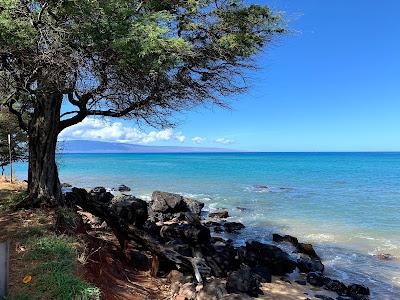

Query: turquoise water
[14,152,400,298]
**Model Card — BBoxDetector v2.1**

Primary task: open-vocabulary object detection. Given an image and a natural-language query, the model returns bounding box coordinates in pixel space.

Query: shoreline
[67,186,373,299]
[64,181,400,299]
[2,174,397,298]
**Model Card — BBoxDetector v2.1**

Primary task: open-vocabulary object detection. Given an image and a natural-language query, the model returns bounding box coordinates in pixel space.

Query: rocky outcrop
[224,222,245,233]
[306,272,370,299]
[297,257,324,273]
[90,187,114,203]
[272,233,299,246]
[226,265,263,297]
[347,284,370,298]
[92,186,107,193]
[323,277,347,295]
[196,279,227,300]
[160,223,211,245]
[297,242,320,259]
[110,195,148,227]
[209,210,229,218]
[240,240,297,276]
[150,191,204,221]
[67,187,372,300]
[306,272,324,287]
[113,184,131,192]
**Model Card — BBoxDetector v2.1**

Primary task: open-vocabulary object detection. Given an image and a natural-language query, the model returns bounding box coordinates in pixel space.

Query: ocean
[14,152,400,298]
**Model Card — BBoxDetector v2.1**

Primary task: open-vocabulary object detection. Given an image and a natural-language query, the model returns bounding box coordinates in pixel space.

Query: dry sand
[258,276,338,300]
[0,175,27,191]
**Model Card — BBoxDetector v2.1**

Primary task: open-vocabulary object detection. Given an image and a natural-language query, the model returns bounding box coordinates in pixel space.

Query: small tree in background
[0,109,27,176]
[0,0,285,207]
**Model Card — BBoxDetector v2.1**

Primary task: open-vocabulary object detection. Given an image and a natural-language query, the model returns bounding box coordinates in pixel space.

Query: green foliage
[0,0,285,129]
[0,190,27,211]
[35,271,100,300]
[15,224,46,240]
[57,207,79,229]
[0,0,36,51]
[0,109,27,172]
[25,234,76,261]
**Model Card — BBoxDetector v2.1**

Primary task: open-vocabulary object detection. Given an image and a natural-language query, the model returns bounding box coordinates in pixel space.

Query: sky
[60,0,400,152]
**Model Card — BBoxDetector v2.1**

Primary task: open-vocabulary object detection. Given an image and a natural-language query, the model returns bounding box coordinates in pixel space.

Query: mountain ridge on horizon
[58,139,238,153]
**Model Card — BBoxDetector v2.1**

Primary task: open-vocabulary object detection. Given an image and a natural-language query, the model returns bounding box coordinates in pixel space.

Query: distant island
[58,140,237,153]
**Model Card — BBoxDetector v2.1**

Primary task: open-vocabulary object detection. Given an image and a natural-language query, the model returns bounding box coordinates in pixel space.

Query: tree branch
[5,94,28,132]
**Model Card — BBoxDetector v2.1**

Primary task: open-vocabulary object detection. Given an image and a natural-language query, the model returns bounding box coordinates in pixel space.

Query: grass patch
[8,228,100,299]
[56,207,80,231]
[25,235,76,261]
[0,190,27,211]
[15,226,47,240]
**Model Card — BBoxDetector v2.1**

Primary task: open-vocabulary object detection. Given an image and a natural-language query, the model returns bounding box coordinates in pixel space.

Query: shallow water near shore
[14,152,400,298]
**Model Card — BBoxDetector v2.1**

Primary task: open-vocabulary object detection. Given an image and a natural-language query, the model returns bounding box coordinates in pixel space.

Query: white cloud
[59,118,186,144]
[192,136,206,144]
[214,138,235,145]
[175,132,186,143]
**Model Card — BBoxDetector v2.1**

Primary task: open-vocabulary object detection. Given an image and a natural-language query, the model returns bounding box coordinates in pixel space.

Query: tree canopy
[0,0,285,205]
[0,108,27,175]
[0,0,284,130]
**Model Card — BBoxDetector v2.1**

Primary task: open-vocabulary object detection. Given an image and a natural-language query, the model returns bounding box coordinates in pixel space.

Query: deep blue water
[13,152,400,298]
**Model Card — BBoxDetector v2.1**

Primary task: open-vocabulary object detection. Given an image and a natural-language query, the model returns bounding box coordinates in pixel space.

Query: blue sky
[61,0,400,151]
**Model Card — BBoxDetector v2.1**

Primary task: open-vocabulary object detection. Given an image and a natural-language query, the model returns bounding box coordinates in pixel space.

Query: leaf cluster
[0,0,285,131]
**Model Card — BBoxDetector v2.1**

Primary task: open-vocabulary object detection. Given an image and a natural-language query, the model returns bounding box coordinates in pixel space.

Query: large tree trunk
[24,93,63,207]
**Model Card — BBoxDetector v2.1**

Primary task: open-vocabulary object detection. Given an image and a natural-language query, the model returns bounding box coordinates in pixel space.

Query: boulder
[242,241,297,276]
[61,182,72,188]
[160,223,211,245]
[236,207,247,212]
[173,212,201,224]
[253,185,269,191]
[346,284,370,297]
[116,184,131,192]
[110,195,148,227]
[224,222,245,233]
[226,265,263,297]
[306,272,324,287]
[197,279,227,300]
[297,257,324,273]
[373,253,394,260]
[204,221,223,227]
[202,242,238,277]
[209,210,229,218]
[273,233,299,246]
[322,277,347,295]
[251,265,272,283]
[151,191,184,212]
[92,186,107,193]
[89,187,114,203]
[183,197,204,215]
[297,243,320,259]
[66,187,113,204]
[150,191,204,217]
[143,220,161,237]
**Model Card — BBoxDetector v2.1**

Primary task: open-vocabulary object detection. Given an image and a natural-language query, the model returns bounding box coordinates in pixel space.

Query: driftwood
[70,189,204,282]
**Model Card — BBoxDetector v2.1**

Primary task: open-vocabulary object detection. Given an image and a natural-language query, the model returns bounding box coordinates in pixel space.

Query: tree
[0,108,27,176]
[0,0,284,207]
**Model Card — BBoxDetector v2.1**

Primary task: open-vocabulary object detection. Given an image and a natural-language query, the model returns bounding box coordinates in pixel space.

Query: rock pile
[67,188,370,300]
